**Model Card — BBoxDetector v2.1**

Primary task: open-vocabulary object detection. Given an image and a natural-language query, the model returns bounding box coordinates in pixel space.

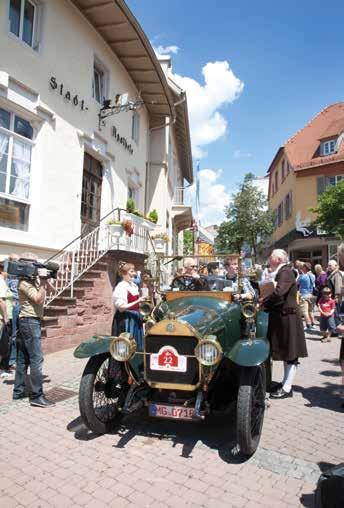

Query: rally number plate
[148,403,194,421]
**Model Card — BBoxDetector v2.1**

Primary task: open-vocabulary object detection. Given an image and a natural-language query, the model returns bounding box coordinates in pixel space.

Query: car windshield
[146,254,255,293]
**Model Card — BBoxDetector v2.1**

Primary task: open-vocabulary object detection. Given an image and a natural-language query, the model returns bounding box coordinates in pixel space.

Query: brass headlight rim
[109,334,137,362]
[194,339,223,367]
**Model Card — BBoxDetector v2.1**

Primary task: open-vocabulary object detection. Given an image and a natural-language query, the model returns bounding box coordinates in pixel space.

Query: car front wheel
[79,353,128,434]
[236,364,266,457]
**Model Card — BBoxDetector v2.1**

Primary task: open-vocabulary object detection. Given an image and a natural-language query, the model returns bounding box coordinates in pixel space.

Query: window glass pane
[9,0,21,37]
[0,108,11,130]
[93,70,101,103]
[10,139,31,199]
[14,116,33,140]
[23,0,35,46]
[0,196,29,231]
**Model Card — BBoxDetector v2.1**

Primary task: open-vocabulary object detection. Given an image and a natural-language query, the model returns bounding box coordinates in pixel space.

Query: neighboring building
[0,0,193,352]
[268,103,344,265]
[146,55,193,257]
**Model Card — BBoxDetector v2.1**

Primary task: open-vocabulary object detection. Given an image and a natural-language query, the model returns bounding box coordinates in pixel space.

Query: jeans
[8,302,20,366]
[319,315,337,333]
[14,318,43,400]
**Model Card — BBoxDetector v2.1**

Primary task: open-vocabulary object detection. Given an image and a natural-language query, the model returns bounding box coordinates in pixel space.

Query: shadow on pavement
[66,415,100,441]
[293,382,344,413]
[67,406,254,464]
[112,408,248,464]
[319,370,342,377]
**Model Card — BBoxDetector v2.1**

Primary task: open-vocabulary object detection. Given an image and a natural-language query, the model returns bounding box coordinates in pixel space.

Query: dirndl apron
[112,291,144,351]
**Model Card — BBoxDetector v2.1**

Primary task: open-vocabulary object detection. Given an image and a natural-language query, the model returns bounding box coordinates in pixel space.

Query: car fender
[74,336,113,359]
[226,337,270,367]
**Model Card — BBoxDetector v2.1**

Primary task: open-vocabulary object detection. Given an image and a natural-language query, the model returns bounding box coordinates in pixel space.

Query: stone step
[51,296,77,306]
[42,316,59,326]
[44,306,68,316]
[73,279,94,288]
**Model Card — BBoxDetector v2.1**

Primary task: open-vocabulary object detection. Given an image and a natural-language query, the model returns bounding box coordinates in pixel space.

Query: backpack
[315,463,344,508]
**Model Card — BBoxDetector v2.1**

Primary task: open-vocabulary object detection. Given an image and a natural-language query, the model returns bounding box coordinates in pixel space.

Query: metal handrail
[45,207,155,306]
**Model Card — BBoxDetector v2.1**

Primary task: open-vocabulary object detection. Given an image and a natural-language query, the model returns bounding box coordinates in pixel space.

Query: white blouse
[112,280,139,312]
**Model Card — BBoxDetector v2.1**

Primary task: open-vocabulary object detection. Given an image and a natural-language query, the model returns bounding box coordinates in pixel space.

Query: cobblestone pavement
[0,331,343,508]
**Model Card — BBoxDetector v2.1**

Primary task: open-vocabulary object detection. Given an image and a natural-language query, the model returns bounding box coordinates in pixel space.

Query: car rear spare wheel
[237,364,266,457]
[79,353,128,434]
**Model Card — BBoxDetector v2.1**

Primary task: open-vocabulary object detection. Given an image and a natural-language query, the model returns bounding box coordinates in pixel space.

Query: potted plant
[126,198,136,214]
[147,209,158,224]
[107,217,124,237]
[151,232,169,251]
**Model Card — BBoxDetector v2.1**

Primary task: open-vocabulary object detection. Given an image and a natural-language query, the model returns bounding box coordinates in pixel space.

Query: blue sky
[128,0,344,224]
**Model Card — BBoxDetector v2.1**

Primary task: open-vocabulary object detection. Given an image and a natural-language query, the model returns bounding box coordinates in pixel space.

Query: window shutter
[317,176,325,195]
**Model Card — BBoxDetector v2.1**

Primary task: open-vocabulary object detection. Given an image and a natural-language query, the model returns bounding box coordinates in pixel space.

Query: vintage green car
[74,256,270,457]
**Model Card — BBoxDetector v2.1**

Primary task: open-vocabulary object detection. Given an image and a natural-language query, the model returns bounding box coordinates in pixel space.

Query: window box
[108,223,123,238]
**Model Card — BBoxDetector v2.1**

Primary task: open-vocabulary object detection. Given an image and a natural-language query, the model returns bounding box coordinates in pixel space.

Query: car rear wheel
[236,364,266,457]
[79,353,128,434]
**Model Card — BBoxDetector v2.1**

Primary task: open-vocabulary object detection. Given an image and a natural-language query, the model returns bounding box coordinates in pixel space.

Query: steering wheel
[170,275,209,291]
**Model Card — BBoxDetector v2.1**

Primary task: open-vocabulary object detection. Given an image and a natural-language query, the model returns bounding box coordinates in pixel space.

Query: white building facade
[0,0,191,260]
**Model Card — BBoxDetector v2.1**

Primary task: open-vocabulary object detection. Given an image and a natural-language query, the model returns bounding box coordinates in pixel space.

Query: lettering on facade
[112,126,133,155]
[49,77,88,111]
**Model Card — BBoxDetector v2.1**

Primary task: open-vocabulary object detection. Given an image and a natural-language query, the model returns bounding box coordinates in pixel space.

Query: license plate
[148,403,194,420]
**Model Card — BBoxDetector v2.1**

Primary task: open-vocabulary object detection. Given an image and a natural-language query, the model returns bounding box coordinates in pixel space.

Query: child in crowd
[318,287,336,343]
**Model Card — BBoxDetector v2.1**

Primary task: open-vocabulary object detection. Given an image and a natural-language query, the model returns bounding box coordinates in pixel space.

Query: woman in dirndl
[112,263,145,350]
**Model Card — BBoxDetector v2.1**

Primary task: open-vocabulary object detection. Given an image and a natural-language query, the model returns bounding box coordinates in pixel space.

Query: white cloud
[173,61,244,157]
[233,149,252,159]
[189,168,231,226]
[154,44,180,55]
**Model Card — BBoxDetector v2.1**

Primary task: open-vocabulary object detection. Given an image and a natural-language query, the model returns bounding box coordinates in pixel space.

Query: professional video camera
[6,258,59,280]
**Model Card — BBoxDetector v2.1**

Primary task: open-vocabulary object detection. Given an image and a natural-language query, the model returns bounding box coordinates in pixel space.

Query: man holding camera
[13,253,55,408]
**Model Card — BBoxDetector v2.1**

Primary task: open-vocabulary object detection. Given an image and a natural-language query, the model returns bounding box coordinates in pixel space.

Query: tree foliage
[215,173,274,259]
[310,180,344,239]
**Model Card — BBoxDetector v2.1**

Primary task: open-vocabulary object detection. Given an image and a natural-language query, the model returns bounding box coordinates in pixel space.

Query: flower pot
[153,239,167,252]
[108,224,123,238]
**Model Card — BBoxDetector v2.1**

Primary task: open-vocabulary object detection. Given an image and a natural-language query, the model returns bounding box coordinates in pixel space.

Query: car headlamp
[194,336,222,366]
[109,333,136,362]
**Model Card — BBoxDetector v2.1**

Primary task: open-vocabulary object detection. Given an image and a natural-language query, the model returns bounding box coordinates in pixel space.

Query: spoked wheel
[79,353,128,434]
[236,364,266,457]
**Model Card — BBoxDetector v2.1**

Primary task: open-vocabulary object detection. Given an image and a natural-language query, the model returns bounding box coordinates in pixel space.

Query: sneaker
[304,326,310,332]
[321,337,331,343]
[310,325,317,331]
[30,395,55,408]
[0,370,12,378]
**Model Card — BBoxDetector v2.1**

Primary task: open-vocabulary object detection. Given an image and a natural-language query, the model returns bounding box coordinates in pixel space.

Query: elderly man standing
[263,249,308,399]
[327,260,343,318]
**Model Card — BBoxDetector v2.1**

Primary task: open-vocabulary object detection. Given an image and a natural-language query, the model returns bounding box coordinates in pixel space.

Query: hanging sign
[112,126,133,155]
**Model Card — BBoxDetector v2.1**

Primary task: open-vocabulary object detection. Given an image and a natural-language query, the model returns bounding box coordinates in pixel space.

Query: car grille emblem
[166,323,176,332]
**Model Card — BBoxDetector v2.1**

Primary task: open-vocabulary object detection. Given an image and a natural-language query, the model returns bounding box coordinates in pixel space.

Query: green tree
[310,180,344,239]
[183,229,194,255]
[215,173,274,260]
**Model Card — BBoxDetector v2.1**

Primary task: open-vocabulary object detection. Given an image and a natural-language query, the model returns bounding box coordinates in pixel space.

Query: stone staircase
[41,258,113,354]
[41,252,146,354]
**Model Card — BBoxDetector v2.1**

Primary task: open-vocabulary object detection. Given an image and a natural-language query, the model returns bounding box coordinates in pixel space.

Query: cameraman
[13,253,55,408]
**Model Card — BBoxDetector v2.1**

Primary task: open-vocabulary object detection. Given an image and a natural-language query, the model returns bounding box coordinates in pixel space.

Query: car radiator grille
[144,335,200,389]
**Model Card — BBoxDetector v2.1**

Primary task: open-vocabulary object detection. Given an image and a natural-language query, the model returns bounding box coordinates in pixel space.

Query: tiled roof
[274,103,344,172]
